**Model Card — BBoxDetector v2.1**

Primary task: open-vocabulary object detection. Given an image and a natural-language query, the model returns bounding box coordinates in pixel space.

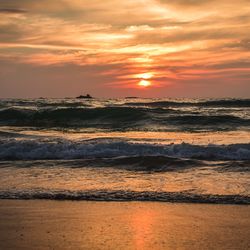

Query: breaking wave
[0,139,249,161]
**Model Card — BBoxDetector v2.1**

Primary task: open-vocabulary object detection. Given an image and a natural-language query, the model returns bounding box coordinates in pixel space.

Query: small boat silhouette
[76,94,93,99]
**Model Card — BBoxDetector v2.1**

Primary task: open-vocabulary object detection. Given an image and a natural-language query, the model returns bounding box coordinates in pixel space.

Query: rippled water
[0,98,249,204]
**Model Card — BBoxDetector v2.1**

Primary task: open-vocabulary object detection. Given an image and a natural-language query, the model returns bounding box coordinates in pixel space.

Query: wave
[0,107,148,126]
[0,156,202,172]
[95,155,201,172]
[1,157,249,173]
[216,161,250,172]
[0,99,92,108]
[0,139,249,161]
[89,156,250,172]
[0,190,248,204]
[159,114,249,126]
[0,107,249,130]
[126,99,250,108]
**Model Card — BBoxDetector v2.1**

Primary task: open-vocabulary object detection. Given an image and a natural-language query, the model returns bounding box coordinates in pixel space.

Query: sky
[0,0,249,98]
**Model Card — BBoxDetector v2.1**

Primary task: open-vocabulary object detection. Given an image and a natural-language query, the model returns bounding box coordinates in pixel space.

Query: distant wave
[0,107,147,125]
[126,99,250,107]
[0,99,92,108]
[0,190,248,204]
[0,139,249,161]
[0,107,249,130]
[2,98,250,106]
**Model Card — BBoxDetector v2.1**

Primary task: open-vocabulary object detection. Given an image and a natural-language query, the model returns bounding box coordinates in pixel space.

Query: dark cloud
[226,39,250,50]
[209,60,250,70]
[0,8,27,14]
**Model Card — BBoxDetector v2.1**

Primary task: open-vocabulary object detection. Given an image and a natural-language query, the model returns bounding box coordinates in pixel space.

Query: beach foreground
[0,201,249,250]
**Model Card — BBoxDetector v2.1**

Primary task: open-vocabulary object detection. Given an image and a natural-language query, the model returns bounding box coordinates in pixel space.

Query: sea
[0,98,249,204]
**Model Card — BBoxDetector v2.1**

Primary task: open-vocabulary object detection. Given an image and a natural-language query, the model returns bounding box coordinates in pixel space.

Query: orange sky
[0,0,249,98]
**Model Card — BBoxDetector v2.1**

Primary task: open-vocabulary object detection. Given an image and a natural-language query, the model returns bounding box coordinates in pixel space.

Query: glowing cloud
[0,0,249,97]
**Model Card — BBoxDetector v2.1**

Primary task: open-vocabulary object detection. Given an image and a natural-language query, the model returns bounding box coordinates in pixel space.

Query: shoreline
[0,200,249,249]
[0,197,249,205]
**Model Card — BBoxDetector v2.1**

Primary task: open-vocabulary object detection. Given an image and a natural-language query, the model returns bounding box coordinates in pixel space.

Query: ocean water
[0,98,249,204]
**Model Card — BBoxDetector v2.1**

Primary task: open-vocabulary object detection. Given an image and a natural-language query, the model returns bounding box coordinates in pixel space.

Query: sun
[137,72,153,87]
[138,79,151,87]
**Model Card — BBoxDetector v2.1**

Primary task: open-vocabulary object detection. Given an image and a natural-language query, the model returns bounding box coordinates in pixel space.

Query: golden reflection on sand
[1,201,249,250]
[130,209,156,249]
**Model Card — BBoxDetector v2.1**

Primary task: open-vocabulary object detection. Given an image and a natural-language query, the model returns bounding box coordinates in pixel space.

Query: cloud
[0,0,249,97]
[0,8,27,14]
[157,0,212,6]
[156,0,249,8]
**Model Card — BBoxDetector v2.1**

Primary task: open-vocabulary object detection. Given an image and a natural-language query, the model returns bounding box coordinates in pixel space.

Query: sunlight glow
[138,80,151,87]
[137,73,154,79]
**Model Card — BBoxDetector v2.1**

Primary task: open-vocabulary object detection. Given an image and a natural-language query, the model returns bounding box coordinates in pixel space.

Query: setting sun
[138,79,151,87]
[137,72,153,87]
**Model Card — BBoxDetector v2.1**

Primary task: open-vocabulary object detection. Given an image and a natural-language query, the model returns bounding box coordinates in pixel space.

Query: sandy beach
[0,200,249,250]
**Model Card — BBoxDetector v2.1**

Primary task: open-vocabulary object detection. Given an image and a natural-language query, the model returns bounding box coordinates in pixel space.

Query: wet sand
[0,200,249,250]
